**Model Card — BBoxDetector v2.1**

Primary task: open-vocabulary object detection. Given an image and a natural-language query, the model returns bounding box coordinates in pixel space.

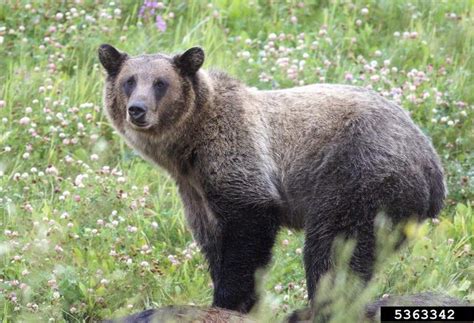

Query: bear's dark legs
[303,223,336,301]
[349,226,376,282]
[180,180,281,313]
[301,219,376,323]
[302,199,377,302]
[209,206,280,313]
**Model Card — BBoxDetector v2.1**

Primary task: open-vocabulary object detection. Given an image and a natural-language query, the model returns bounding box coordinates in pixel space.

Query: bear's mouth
[128,119,153,131]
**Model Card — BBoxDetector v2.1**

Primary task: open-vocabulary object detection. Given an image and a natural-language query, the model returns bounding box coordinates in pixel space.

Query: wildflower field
[0,1,473,322]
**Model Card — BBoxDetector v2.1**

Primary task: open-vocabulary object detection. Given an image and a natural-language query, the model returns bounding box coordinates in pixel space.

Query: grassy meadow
[0,0,473,321]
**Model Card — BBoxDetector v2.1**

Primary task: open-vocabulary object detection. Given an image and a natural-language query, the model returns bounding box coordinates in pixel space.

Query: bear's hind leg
[303,221,337,301]
[348,225,376,282]
[302,198,378,302]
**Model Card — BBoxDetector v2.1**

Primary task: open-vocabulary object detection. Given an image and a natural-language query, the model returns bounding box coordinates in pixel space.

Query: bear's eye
[123,77,136,96]
[154,79,167,89]
[126,77,135,87]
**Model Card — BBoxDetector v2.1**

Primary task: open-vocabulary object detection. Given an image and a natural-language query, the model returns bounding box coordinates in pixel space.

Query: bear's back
[244,83,444,224]
[252,84,421,174]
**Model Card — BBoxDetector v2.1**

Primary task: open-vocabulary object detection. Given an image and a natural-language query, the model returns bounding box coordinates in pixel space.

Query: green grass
[0,0,473,322]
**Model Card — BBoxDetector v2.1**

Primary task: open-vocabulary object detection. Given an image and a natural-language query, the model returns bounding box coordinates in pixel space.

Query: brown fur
[98,45,446,314]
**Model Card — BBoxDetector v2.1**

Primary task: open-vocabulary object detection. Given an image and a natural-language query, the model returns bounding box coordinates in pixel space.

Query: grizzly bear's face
[98,44,204,139]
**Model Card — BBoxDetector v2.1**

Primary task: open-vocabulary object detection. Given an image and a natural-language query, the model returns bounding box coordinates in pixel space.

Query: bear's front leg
[208,201,280,313]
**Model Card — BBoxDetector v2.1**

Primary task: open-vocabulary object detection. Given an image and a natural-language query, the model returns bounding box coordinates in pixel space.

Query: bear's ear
[174,47,205,76]
[98,44,128,77]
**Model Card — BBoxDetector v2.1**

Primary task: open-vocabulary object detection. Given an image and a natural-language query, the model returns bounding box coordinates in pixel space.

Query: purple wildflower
[146,1,158,8]
[155,15,166,32]
[138,6,145,17]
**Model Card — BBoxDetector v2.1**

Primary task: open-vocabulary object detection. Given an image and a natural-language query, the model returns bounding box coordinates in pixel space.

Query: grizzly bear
[98,44,446,314]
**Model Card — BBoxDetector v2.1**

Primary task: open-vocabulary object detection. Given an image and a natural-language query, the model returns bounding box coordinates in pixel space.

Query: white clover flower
[19,117,31,125]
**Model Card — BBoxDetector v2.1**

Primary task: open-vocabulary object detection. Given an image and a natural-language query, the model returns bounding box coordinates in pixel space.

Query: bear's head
[98,44,205,140]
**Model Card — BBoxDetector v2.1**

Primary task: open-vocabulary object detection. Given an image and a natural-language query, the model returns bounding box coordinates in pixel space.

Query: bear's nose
[128,103,148,125]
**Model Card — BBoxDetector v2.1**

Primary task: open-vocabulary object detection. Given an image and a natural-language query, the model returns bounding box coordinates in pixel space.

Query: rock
[104,305,255,323]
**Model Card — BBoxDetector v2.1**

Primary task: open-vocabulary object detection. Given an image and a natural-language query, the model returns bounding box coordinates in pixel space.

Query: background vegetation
[0,0,472,321]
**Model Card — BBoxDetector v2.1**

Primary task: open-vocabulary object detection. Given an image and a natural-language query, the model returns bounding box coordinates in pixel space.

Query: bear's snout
[127,102,148,126]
